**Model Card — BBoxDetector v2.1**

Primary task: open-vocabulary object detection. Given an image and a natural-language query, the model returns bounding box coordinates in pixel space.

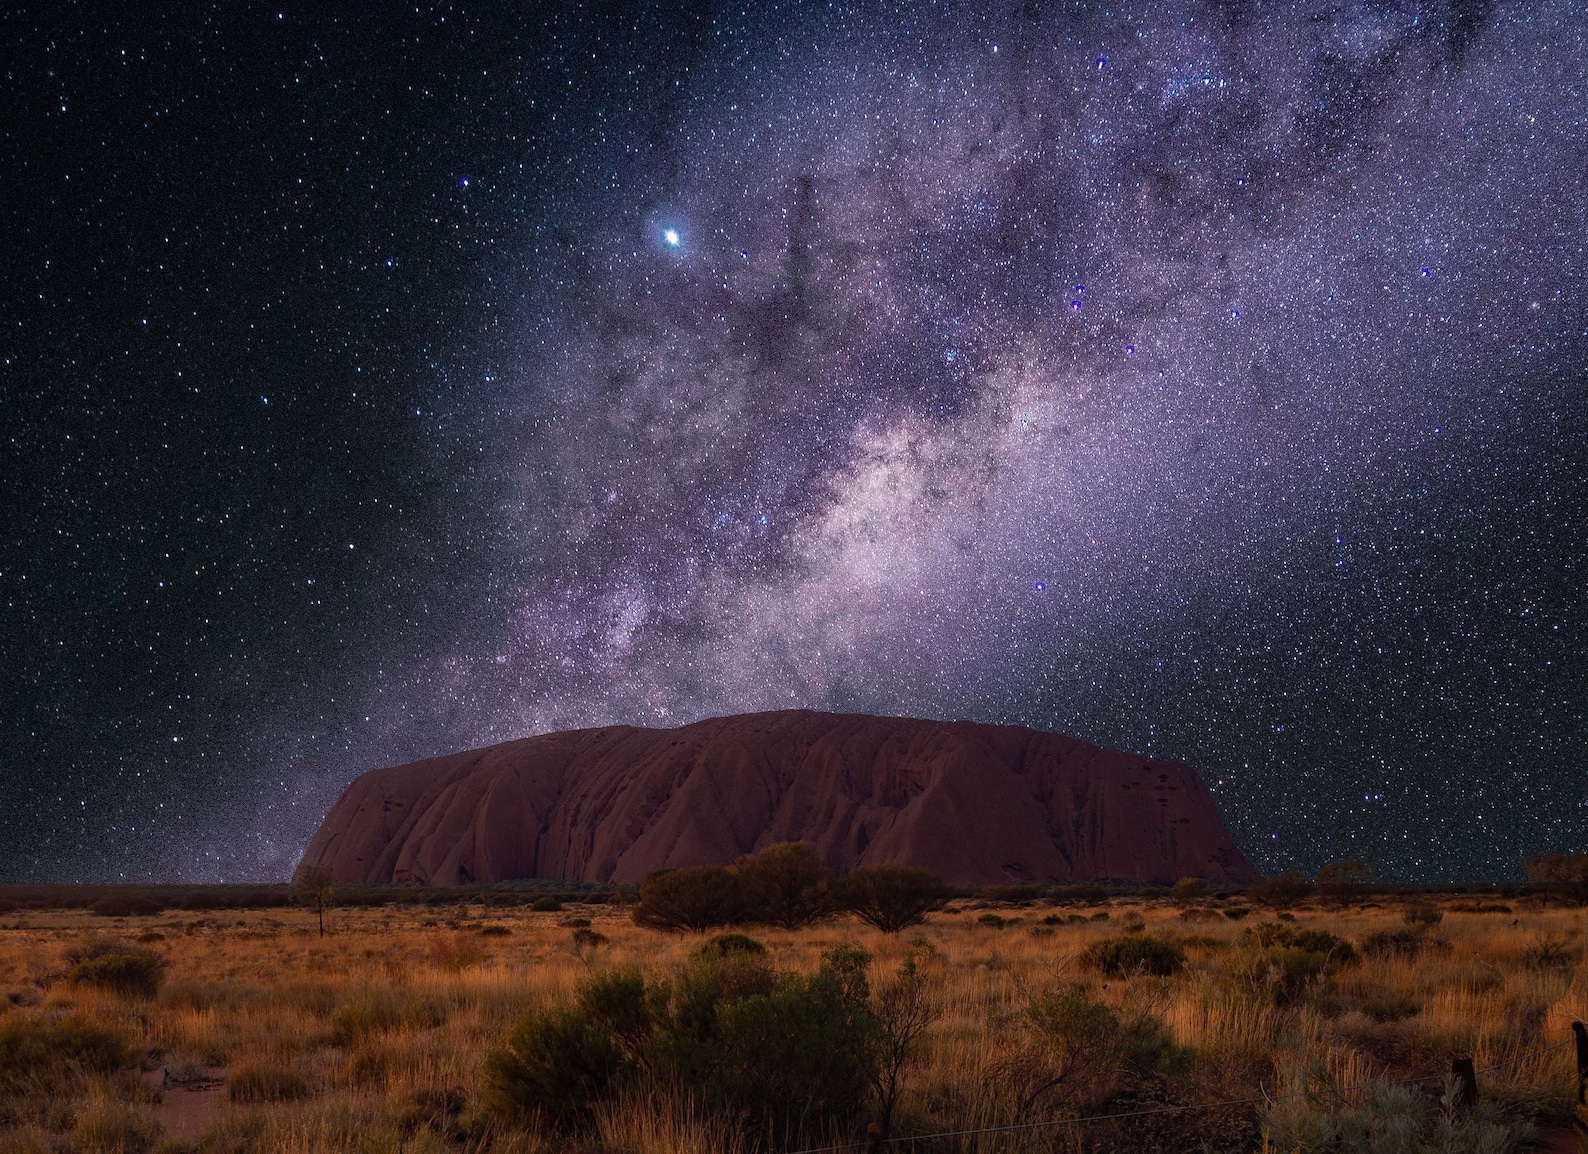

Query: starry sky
[3,1,1585,884]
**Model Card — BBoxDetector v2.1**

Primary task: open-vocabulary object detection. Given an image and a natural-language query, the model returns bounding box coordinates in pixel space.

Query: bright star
[663,229,680,247]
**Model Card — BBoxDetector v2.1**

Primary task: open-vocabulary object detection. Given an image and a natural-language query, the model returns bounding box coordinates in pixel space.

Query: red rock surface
[297,710,1256,887]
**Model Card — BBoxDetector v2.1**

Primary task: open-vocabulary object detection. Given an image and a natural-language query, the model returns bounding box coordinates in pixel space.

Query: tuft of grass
[69,950,166,999]
[427,932,487,972]
[228,1063,312,1103]
[1079,934,1186,976]
[0,1014,135,1090]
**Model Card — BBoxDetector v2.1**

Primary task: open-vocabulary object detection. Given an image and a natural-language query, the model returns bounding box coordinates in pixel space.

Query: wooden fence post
[1575,1021,1588,1140]
[1573,1020,1587,1106]
[1450,1057,1479,1108]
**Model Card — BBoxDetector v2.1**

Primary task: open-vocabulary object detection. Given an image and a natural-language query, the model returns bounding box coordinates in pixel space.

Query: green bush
[736,843,834,929]
[702,946,877,1135]
[1243,922,1359,965]
[632,866,745,932]
[1078,935,1187,977]
[483,946,884,1143]
[835,867,951,933]
[68,948,165,999]
[1238,923,1358,1002]
[480,1001,629,1128]
[530,896,563,913]
[0,1015,135,1090]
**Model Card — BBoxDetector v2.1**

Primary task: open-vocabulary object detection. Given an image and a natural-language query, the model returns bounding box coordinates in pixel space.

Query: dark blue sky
[3,0,1584,882]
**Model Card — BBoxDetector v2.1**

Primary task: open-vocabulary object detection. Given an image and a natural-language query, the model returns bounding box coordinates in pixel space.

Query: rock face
[298,710,1256,888]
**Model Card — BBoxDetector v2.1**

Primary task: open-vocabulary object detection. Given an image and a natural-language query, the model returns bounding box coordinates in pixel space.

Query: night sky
[4,1,1585,884]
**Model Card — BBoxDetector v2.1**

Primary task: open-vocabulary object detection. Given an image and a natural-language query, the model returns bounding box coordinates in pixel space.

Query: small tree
[836,867,951,933]
[1314,860,1374,908]
[736,842,834,929]
[1248,872,1314,910]
[871,950,941,1138]
[295,863,335,936]
[1524,851,1588,903]
[632,865,745,932]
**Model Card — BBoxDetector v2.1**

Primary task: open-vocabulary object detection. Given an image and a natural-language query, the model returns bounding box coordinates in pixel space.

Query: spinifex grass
[0,897,1580,1152]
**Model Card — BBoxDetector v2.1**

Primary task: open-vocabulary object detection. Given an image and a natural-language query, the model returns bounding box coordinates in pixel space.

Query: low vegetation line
[790,1036,1583,1153]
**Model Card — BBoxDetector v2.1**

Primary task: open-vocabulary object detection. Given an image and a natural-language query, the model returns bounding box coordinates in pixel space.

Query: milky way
[4,1,1585,882]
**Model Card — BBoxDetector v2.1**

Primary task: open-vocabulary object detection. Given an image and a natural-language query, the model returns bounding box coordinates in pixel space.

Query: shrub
[228,1064,312,1102]
[427,932,487,971]
[1079,935,1186,977]
[479,924,513,936]
[632,866,745,932]
[1171,877,1209,905]
[1223,906,1251,920]
[530,896,563,913]
[1249,873,1314,909]
[835,867,951,933]
[1520,933,1581,971]
[1402,901,1444,928]
[484,946,887,1144]
[65,940,165,999]
[88,893,163,918]
[736,842,834,929]
[570,928,608,950]
[701,945,878,1137]
[694,933,767,960]
[1360,928,1445,960]
[0,1015,135,1090]
[1524,850,1588,902]
[1244,923,1358,963]
[481,1000,631,1128]
[1238,923,1358,1002]
[977,913,1008,929]
[987,985,1172,1120]
[1314,860,1374,907]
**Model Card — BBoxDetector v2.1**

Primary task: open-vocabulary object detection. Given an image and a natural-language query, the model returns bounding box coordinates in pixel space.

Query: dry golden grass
[0,896,1581,1153]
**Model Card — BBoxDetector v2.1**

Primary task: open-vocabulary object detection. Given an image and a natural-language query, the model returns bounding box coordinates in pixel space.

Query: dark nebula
[3,1,1584,882]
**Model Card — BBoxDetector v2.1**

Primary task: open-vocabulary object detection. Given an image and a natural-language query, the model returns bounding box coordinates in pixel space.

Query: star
[663,228,680,247]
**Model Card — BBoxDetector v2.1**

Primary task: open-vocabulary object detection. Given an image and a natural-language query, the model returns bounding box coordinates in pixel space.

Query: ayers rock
[299,710,1255,888]
[300,710,1255,888]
